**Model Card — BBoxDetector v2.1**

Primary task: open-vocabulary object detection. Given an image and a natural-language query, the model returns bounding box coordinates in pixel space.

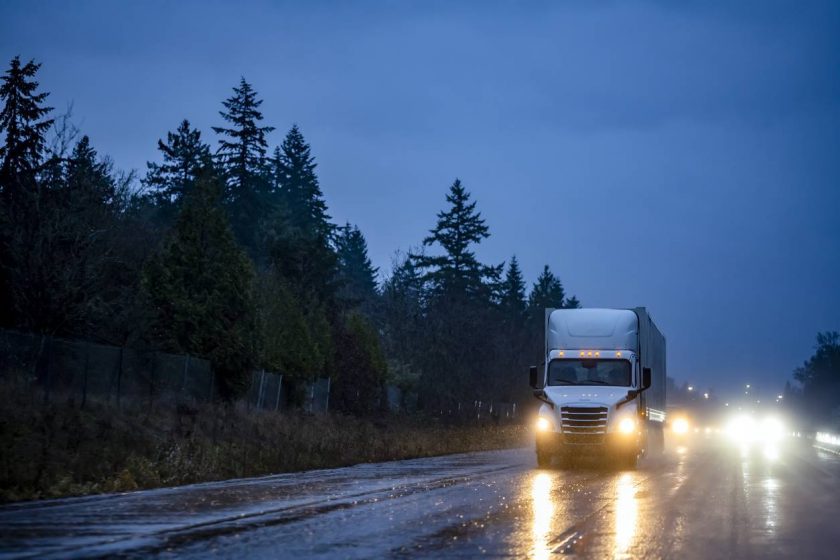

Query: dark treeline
[785,332,840,427]
[0,57,580,416]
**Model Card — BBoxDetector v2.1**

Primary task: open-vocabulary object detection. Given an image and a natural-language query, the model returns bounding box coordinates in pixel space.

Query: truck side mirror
[529,366,540,389]
[642,367,652,390]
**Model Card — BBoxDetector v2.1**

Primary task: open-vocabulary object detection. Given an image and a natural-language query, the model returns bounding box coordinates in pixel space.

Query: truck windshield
[547,359,631,387]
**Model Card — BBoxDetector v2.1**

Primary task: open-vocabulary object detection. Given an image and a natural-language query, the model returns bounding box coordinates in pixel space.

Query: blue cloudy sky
[2,0,839,398]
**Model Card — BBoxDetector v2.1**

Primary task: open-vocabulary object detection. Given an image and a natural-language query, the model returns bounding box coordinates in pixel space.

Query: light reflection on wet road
[2,435,840,558]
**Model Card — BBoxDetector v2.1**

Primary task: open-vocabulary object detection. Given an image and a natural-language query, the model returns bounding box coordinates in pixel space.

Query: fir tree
[527,265,567,313]
[212,78,274,256]
[331,311,388,416]
[63,136,117,206]
[499,255,526,323]
[0,56,53,198]
[143,119,211,219]
[143,170,257,396]
[412,179,499,300]
[267,125,337,301]
[274,124,331,238]
[564,295,581,309]
[336,222,379,312]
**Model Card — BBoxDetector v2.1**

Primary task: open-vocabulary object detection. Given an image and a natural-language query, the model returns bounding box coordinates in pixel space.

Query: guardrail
[815,431,840,454]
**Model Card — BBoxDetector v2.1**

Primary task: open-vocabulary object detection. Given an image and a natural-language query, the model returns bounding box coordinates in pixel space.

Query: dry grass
[0,394,527,503]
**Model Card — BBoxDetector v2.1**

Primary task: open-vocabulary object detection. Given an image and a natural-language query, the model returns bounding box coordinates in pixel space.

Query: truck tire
[621,452,638,470]
[536,450,552,468]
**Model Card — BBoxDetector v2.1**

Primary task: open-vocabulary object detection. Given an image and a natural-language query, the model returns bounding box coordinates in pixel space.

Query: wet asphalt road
[2,435,840,559]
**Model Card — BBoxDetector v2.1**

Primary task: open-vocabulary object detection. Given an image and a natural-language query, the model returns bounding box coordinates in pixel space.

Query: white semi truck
[529,307,666,468]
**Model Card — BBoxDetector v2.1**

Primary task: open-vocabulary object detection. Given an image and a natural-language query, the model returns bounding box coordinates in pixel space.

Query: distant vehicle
[529,307,666,469]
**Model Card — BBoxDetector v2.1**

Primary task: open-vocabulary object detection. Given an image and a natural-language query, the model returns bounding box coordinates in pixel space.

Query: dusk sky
[2,0,838,398]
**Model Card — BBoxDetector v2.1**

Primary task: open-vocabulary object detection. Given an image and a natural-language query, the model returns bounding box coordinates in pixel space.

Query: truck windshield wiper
[582,380,610,385]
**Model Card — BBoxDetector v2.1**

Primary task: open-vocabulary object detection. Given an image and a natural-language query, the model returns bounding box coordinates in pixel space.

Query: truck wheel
[536,450,552,468]
[555,454,572,469]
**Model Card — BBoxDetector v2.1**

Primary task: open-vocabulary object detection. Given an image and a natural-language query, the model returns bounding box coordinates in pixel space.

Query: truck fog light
[536,417,552,432]
[618,418,636,434]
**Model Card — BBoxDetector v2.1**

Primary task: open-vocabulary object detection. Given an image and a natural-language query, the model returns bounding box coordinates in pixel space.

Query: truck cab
[530,308,666,469]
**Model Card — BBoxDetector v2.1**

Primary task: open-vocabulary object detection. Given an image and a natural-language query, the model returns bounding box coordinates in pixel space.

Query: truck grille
[560,406,608,445]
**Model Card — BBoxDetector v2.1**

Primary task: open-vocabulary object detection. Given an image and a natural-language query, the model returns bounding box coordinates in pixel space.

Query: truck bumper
[536,431,640,456]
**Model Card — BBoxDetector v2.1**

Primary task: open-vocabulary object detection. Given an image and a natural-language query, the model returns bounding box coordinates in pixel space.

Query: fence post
[274,374,283,411]
[40,335,52,405]
[116,346,124,409]
[257,370,266,409]
[181,354,191,394]
[81,341,90,409]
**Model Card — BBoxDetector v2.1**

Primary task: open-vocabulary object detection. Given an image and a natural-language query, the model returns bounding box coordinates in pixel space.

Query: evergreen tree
[793,332,840,422]
[274,124,331,238]
[256,271,330,383]
[143,170,257,397]
[0,57,53,328]
[143,119,211,220]
[336,222,379,313]
[499,255,526,325]
[564,295,581,309]
[527,265,567,313]
[331,311,388,416]
[266,125,337,302]
[212,78,274,256]
[0,56,53,199]
[412,179,499,300]
[63,136,117,206]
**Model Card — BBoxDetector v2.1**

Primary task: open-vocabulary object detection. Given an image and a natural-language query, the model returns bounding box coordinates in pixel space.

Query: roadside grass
[0,393,527,503]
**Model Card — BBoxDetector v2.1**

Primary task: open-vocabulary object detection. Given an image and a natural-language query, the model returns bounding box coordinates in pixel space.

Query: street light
[688,386,694,392]
[703,392,709,399]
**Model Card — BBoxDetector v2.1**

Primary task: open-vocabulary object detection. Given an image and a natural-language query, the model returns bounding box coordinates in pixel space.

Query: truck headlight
[536,417,552,432]
[618,417,636,434]
[672,418,689,434]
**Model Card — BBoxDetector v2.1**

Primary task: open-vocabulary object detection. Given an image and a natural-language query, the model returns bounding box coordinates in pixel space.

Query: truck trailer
[529,307,666,468]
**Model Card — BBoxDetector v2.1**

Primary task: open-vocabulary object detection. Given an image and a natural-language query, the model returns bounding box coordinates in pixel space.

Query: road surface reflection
[531,472,554,560]
[614,473,638,558]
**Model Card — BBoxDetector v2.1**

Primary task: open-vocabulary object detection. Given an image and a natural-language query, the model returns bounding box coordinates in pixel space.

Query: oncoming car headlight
[536,417,552,432]
[618,417,636,434]
[672,417,689,434]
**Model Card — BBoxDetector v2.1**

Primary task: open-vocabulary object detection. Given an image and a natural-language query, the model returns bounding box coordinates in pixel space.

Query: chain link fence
[0,329,517,421]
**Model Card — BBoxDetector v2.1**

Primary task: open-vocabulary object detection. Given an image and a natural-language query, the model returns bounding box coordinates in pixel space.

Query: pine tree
[331,311,388,416]
[143,119,211,219]
[0,56,53,198]
[256,271,330,383]
[527,265,567,313]
[212,78,274,256]
[499,255,526,323]
[336,222,379,312]
[0,57,53,328]
[63,136,117,206]
[412,179,499,300]
[274,124,331,238]
[143,170,257,397]
[564,295,581,309]
[267,125,337,301]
